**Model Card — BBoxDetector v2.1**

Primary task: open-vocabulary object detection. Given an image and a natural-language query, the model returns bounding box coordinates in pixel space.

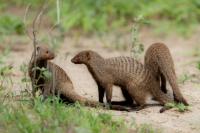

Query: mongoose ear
[36,46,40,55]
[86,52,91,61]
[36,46,40,52]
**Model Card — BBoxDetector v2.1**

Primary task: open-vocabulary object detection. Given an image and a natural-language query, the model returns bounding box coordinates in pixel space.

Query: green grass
[0,96,128,133]
[1,0,200,35]
[0,14,24,35]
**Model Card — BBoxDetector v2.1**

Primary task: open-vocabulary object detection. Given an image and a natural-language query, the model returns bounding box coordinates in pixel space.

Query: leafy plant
[0,51,13,91]
[165,102,189,112]
[32,67,52,81]
[178,73,192,84]
[131,15,145,59]
[197,61,200,70]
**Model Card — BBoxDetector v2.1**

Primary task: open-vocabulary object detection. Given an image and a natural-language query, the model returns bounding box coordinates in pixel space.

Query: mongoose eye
[46,51,49,54]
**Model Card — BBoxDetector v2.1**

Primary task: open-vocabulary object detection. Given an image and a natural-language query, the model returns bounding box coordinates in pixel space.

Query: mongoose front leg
[97,84,105,103]
[42,83,52,101]
[104,84,113,106]
[160,73,167,93]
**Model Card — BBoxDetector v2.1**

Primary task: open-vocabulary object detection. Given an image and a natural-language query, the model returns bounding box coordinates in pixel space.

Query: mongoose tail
[58,82,132,111]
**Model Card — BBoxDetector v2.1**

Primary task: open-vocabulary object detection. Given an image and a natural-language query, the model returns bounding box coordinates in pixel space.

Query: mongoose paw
[160,108,166,113]
[104,103,111,109]
[174,96,189,106]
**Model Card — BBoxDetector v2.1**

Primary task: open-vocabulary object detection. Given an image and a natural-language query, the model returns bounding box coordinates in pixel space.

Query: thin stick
[31,1,48,97]
[56,0,60,25]
[23,4,33,40]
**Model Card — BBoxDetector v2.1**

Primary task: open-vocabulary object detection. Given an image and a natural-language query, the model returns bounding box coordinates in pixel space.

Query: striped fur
[72,50,173,108]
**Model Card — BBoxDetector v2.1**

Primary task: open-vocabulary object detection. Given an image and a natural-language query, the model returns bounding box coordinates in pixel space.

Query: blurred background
[0,0,200,48]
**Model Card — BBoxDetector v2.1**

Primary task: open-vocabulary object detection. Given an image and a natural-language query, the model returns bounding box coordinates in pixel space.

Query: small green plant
[30,66,52,97]
[0,51,13,92]
[165,102,189,112]
[178,73,192,84]
[32,67,52,82]
[131,15,145,59]
[197,61,200,70]
[19,63,32,98]
[20,63,30,83]
[137,124,160,133]
[0,65,13,90]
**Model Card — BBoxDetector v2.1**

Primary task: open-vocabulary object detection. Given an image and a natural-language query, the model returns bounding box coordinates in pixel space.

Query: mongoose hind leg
[111,87,134,107]
[160,73,167,93]
[151,88,172,106]
[103,84,113,105]
[173,93,189,106]
[128,87,147,110]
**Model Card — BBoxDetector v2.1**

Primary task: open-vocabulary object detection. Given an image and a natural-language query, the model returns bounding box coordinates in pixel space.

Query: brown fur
[71,50,173,111]
[29,45,130,111]
[144,43,188,105]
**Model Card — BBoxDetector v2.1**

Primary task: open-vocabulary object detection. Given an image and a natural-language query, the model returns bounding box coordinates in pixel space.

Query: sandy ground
[7,30,200,133]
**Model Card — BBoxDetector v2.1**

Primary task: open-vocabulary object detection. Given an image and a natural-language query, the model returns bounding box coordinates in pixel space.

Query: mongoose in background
[28,45,130,111]
[71,50,173,111]
[144,43,188,106]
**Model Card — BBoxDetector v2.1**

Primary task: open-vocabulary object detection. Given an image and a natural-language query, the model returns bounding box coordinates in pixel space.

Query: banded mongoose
[71,50,173,110]
[144,43,188,106]
[28,45,130,111]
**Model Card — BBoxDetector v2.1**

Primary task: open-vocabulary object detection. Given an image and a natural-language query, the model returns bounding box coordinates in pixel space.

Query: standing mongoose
[144,43,188,106]
[28,45,130,111]
[71,50,173,111]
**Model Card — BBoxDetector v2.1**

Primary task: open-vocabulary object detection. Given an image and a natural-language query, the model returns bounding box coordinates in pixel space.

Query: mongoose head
[71,50,101,64]
[71,50,92,64]
[36,45,55,61]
